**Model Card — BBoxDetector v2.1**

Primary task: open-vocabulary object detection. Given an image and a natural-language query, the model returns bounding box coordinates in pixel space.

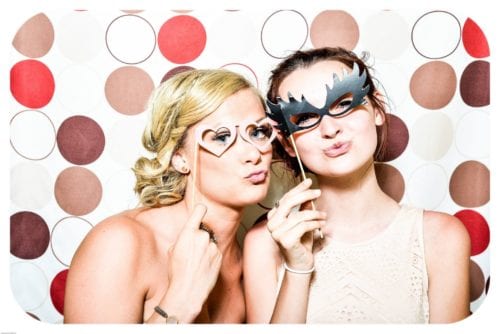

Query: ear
[277,132,296,158]
[373,90,386,126]
[171,150,190,174]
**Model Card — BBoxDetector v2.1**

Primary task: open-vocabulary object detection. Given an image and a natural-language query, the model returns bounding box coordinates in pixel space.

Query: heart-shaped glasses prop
[190,118,276,205]
[194,118,277,157]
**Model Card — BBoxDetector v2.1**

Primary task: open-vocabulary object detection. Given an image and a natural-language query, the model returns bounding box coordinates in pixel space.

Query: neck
[181,196,243,255]
[315,161,399,240]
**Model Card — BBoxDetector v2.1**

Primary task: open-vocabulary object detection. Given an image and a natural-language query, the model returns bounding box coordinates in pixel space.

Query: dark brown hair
[267,47,389,176]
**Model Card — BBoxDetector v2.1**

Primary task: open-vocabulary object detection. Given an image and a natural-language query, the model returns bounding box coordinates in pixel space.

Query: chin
[236,186,269,206]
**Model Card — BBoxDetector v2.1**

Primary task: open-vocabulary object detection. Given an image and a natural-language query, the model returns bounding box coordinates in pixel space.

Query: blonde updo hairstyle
[133,69,260,207]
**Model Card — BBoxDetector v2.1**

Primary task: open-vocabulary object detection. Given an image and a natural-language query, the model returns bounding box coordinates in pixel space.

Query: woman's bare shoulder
[422,210,469,241]
[245,219,274,246]
[243,218,281,263]
[71,210,156,269]
[422,210,471,261]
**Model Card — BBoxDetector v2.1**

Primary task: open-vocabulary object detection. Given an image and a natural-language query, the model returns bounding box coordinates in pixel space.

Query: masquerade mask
[266,62,371,136]
[194,118,276,157]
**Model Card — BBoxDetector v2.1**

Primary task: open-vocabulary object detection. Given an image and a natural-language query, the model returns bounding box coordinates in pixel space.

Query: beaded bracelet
[283,262,315,274]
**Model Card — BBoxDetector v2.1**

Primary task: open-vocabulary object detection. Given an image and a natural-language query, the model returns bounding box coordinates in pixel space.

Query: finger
[277,210,327,231]
[268,179,313,223]
[268,189,321,230]
[276,220,325,249]
[270,210,326,237]
[185,203,208,230]
[206,243,222,267]
[266,207,277,221]
[281,189,321,213]
[281,178,313,201]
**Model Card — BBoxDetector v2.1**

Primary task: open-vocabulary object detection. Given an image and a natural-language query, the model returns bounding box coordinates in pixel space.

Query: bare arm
[424,211,471,323]
[64,204,222,323]
[243,222,280,323]
[243,179,325,323]
[63,217,147,323]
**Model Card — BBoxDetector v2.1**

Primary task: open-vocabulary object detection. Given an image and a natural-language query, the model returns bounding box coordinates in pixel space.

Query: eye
[334,98,353,112]
[290,112,320,127]
[212,129,232,144]
[249,125,272,141]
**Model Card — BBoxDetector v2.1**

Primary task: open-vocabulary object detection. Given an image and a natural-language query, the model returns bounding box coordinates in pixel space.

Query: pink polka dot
[50,269,68,315]
[454,209,489,256]
[158,15,206,64]
[10,59,55,108]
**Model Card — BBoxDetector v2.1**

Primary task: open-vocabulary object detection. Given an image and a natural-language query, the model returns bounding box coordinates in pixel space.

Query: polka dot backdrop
[9,9,490,323]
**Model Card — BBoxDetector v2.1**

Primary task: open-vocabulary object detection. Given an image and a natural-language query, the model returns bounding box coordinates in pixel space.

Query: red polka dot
[50,269,69,315]
[158,15,206,64]
[463,18,490,58]
[454,209,490,256]
[10,59,55,108]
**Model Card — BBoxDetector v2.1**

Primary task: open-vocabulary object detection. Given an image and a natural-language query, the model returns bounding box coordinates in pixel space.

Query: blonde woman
[64,69,276,323]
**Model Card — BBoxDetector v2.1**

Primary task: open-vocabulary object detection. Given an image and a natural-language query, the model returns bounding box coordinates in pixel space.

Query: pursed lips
[323,141,351,158]
[245,170,268,183]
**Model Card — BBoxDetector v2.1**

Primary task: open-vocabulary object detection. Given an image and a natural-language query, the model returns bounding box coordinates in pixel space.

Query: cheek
[294,132,321,160]
[262,150,273,165]
[198,153,227,176]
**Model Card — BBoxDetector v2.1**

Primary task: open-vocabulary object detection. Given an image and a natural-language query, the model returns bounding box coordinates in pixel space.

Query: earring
[180,166,190,174]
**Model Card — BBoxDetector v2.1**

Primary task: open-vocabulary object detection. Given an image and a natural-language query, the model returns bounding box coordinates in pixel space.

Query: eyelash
[213,131,231,143]
[250,126,268,138]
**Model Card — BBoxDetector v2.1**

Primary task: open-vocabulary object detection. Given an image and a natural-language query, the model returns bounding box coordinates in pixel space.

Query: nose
[319,115,341,139]
[236,136,262,164]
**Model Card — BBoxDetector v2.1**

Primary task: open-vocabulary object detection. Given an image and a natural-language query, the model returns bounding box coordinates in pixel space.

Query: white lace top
[278,205,429,323]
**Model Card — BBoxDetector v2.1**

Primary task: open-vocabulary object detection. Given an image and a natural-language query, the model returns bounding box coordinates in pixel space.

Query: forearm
[270,270,312,323]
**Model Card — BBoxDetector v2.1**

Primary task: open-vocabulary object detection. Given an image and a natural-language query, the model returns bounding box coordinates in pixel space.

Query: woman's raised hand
[163,204,222,322]
[266,179,326,271]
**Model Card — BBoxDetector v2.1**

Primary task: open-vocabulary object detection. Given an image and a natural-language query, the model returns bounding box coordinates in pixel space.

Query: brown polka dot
[378,114,409,162]
[410,61,456,109]
[105,66,154,115]
[56,115,105,165]
[449,161,489,207]
[310,10,359,50]
[161,65,195,83]
[460,61,490,107]
[54,166,102,215]
[10,211,50,259]
[12,13,54,58]
[470,259,485,301]
[374,163,405,202]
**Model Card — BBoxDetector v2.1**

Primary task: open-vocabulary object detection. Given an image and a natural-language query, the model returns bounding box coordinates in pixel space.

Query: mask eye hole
[289,112,321,128]
[328,93,354,115]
